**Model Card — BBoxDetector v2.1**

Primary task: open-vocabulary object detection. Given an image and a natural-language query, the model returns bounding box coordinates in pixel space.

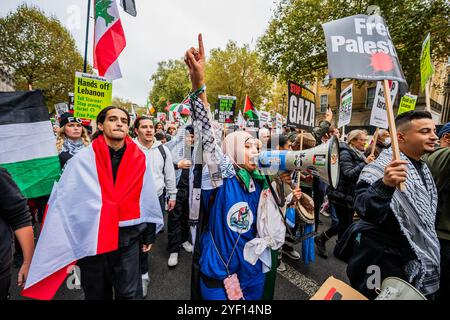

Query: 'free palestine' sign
[322,14,406,83]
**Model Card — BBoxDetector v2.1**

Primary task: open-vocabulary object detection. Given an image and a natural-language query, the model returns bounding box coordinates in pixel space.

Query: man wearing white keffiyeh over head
[334,111,440,299]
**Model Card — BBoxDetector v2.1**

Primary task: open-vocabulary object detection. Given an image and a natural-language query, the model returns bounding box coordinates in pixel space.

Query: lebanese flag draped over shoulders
[22,135,163,300]
[94,0,126,80]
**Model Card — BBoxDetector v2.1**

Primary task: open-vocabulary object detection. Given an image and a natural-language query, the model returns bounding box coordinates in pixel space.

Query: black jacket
[334,179,416,298]
[327,143,366,208]
[0,168,32,275]
[108,145,156,247]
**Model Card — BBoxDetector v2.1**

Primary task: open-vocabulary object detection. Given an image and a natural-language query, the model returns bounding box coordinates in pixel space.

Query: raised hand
[184,34,205,91]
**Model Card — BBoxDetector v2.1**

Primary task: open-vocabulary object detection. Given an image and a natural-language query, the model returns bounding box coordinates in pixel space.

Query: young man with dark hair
[424,122,450,300]
[23,106,163,300]
[336,111,440,299]
[133,116,177,296]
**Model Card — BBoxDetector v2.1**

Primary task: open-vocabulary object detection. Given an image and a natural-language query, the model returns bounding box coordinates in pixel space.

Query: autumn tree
[149,59,191,112]
[258,0,450,104]
[0,4,90,111]
[205,41,272,112]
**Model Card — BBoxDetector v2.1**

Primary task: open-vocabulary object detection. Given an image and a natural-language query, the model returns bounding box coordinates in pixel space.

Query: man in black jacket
[76,107,156,300]
[335,111,440,299]
[0,168,35,300]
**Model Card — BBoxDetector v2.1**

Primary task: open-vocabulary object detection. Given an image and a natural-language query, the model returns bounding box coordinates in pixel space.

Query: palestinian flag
[0,90,60,198]
[94,0,126,80]
[243,95,259,120]
[22,135,164,300]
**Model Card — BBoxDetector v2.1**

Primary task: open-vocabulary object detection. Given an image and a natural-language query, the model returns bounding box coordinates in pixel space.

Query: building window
[366,87,376,109]
[320,95,328,113]
[322,74,330,86]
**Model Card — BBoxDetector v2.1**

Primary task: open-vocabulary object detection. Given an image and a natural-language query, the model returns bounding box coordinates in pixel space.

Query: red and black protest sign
[322,14,406,83]
[287,81,316,131]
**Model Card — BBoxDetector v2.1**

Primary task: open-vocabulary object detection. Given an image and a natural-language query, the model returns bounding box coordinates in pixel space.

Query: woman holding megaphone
[185,34,302,300]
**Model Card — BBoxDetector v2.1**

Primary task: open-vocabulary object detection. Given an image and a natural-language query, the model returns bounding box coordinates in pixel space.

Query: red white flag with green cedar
[94,0,126,80]
[243,95,259,119]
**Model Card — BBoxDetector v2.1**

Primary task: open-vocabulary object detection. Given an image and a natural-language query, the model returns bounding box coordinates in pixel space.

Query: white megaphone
[257,136,340,189]
[375,277,427,300]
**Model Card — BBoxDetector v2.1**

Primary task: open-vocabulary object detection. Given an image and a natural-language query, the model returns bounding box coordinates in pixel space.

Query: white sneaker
[182,241,193,253]
[141,276,150,298]
[282,249,301,260]
[168,252,178,267]
[277,261,286,272]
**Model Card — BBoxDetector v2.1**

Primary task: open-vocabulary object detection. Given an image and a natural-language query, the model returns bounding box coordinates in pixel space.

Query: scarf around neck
[236,168,269,192]
[358,148,440,295]
[61,138,85,156]
[347,143,366,161]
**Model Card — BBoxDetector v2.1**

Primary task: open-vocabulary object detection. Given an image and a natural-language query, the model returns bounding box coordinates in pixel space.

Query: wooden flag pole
[425,81,431,112]
[370,127,380,157]
[383,80,406,192]
[297,129,304,189]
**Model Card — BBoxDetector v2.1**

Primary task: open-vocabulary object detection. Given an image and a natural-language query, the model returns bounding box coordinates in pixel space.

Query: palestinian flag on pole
[22,135,164,300]
[94,0,126,80]
[243,95,259,120]
[0,90,60,198]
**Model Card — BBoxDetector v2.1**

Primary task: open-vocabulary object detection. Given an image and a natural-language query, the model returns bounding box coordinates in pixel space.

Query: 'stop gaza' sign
[287,81,315,131]
[322,15,406,83]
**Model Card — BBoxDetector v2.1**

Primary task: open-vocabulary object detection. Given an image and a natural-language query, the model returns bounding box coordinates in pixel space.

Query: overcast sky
[1,0,280,106]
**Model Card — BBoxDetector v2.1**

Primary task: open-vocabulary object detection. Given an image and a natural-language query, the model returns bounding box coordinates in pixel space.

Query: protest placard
[322,15,406,83]
[217,95,237,124]
[74,72,113,120]
[323,14,406,190]
[338,84,353,128]
[420,33,433,92]
[369,80,398,129]
[54,103,69,117]
[397,93,418,116]
[68,92,75,113]
[259,111,270,128]
[247,119,260,128]
[276,113,283,133]
[287,81,316,130]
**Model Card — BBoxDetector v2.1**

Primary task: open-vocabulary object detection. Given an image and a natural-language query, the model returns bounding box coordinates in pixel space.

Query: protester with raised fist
[186,34,285,300]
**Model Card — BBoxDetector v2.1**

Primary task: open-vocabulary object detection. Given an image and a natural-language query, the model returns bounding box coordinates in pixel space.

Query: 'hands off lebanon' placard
[74,72,112,120]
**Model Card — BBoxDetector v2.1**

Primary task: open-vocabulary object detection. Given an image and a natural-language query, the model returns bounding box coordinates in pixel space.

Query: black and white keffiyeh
[358,148,440,295]
[61,138,85,156]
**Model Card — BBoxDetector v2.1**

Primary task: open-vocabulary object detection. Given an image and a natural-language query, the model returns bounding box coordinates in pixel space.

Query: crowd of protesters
[0,35,449,301]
